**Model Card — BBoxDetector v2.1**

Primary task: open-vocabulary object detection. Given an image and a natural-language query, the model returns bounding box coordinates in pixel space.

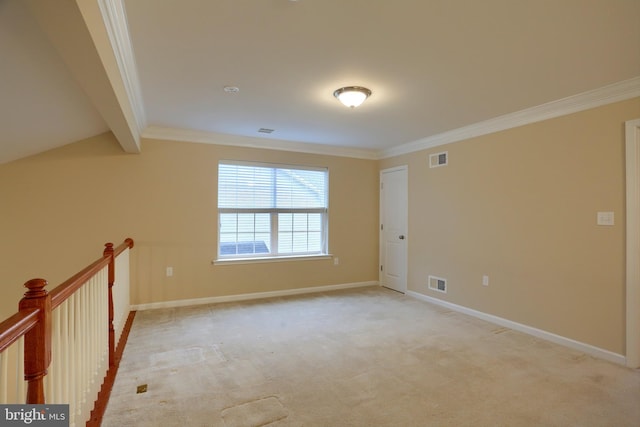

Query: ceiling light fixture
[333,86,372,108]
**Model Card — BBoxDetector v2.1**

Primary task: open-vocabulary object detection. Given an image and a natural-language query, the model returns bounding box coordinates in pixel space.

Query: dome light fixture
[333,86,372,108]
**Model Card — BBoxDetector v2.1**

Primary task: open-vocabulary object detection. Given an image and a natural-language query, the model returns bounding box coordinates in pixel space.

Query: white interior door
[626,118,640,368]
[380,166,408,293]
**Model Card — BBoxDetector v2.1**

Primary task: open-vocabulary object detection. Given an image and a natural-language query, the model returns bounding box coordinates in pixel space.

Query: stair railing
[0,238,134,427]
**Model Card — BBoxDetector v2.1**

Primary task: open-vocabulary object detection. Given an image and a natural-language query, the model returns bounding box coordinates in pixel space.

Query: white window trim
[217,160,330,261]
[213,254,333,265]
[220,159,327,173]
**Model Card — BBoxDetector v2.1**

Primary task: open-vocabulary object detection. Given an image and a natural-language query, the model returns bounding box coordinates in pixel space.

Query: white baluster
[61,300,69,405]
[56,307,62,403]
[72,292,80,424]
[80,283,88,419]
[0,349,7,402]
[17,337,25,403]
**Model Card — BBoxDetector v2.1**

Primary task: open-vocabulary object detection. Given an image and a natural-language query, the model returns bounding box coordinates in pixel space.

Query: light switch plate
[597,212,614,226]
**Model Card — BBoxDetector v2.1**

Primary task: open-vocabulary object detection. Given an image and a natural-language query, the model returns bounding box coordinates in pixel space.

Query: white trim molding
[98,0,147,133]
[626,118,640,369]
[406,291,626,366]
[213,254,332,266]
[142,126,379,160]
[132,281,379,311]
[381,76,640,159]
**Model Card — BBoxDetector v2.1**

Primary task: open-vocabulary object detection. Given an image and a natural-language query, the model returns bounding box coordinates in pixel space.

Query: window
[217,161,328,260]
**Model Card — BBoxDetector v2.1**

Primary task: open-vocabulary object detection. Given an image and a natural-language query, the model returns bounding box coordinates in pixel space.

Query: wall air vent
[428,275,447,293]
[429,151,448,168]
[258,128,275,134]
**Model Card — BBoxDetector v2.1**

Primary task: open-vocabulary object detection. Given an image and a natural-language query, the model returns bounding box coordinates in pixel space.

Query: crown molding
[91,6,639,165]
[142,126,380,160]
[98,0,147,133]
[380,76,640,159]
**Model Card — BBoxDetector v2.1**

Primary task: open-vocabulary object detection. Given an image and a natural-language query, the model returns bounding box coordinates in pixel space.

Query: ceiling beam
[25,0,142,154]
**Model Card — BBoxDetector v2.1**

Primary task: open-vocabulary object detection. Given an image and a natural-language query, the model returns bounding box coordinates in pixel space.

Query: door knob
[399,235,405,240]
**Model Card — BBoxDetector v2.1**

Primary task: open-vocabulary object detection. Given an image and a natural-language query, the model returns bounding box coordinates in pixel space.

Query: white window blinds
[218,164,327,209]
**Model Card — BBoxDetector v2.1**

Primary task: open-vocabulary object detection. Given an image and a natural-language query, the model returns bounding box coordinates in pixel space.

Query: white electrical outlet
[166,267,173,277]
[597,211,614,226]
[334,257,339,266]
[482,275,489,286]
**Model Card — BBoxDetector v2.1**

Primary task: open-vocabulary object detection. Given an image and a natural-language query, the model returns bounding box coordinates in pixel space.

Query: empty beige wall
[380,97,640,354]
[0,134,379,318]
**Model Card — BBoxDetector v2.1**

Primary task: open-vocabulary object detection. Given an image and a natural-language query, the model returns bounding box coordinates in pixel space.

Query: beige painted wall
[2,98,638,355]
[0,135,379,318]
[380,97,640,354]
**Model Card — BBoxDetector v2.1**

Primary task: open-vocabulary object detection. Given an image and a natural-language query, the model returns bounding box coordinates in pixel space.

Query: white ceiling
[1,0,639,164]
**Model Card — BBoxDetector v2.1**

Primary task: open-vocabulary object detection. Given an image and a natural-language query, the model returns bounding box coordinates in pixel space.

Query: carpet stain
[221,396,288,427]
[570,353,588,362]
[209,344,228,362]
[589,374,604,383]
[150,347,204,368]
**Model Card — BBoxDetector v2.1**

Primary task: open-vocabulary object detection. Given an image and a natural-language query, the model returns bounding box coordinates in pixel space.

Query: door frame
[379,165,408,293]
[625,118,640,368]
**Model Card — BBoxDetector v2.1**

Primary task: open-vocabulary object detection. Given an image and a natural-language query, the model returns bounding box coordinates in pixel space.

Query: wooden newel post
[19,278,51,404]
[104,243,116,367]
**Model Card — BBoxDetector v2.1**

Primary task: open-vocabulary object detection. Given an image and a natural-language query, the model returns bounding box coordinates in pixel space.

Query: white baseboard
[132,281,379,311]
[406,290,626,366]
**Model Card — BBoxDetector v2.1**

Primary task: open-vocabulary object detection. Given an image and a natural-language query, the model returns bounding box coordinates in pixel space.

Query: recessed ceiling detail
[223,86,239,93]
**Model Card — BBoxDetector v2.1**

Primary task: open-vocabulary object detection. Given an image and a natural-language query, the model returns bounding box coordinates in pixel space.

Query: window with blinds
[217,161,328,259]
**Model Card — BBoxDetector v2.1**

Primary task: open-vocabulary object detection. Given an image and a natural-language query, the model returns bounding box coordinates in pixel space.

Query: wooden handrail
[50,257,110,310]
[0,309,39,352]
[49,238,134,310]
[114,238,134,258]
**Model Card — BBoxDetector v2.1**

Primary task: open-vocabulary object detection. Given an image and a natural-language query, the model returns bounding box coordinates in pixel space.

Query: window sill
[213,254,333,266]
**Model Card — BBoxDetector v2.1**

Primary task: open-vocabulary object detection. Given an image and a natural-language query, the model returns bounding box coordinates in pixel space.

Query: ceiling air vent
[428,275,447,293]
[258,128,274,134]
[429,151,448,168]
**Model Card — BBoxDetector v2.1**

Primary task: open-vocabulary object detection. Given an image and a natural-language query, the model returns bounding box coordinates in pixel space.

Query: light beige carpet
[103,287,640,426]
